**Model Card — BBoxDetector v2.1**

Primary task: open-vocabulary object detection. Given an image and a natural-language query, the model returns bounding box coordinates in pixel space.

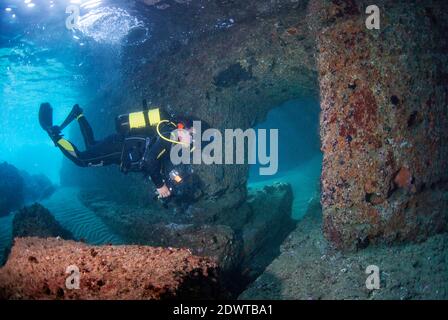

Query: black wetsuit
[57,114,171,188]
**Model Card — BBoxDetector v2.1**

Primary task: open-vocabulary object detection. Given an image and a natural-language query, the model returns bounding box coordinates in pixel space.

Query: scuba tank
[117,100,165,173]
[115,99,163,135]
[116,100,181,174]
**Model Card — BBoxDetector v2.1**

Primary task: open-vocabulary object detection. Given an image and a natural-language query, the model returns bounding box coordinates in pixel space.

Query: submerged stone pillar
[314,0,448,249]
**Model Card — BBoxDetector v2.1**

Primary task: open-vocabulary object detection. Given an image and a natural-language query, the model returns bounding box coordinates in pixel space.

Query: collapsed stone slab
[0,237,225,300]
[78,190,242,273]
[121,223,241,274]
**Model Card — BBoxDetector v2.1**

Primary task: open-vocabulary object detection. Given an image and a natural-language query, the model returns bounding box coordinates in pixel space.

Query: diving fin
[39,103,83,144]
[39,102,53,131]
[39,102,62,143]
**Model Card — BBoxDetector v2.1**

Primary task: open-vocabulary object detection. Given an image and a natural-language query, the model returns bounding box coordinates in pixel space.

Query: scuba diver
[38,101,195,200]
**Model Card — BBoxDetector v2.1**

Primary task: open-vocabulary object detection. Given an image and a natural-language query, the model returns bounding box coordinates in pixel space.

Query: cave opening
[248,98,322,220]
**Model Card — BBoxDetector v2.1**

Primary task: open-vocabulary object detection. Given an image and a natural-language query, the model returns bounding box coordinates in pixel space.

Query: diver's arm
[148,165,164,189]
[157,184,171,198]
[143,138,171,196]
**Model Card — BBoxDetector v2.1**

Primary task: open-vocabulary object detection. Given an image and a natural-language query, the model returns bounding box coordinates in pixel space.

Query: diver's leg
[39,104,122,167]
[77,114,97,148]
[59,104,82,130]
[55,134,123,167]
[39,103,91,146]
[77,134,124,166]
[54,137,88,167]
[57,103,96,148]
[62,104,97,148]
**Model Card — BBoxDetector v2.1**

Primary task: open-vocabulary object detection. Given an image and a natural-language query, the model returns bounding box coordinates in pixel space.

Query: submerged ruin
[0,0,447,299]
[64,0,448,249]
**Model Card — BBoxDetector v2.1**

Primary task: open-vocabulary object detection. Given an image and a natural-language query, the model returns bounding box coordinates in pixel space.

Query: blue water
[248,98,322,219]
[1,3,83,182]
[0,40,82,182]
[249,98,321,182]
[1,0,148,182]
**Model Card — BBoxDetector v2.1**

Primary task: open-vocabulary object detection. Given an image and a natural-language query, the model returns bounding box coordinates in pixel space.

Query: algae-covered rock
[12,203,74,240]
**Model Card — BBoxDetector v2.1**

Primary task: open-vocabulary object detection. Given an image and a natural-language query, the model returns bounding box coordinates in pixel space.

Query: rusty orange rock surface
[316,0,448,249]
[0,237,224,300]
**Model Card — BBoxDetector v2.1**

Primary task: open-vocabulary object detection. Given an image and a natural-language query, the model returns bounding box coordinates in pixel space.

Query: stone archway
[64,0,448,251]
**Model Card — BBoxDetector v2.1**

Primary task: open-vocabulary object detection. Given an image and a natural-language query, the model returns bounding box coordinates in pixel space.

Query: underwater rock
[186,185,250,230]
[19,171,56,203]
[213,63,253,88]
[78,189,242,272]
[147,224,241,274]
[122,223,241,274]
[0,237,225,300]
[0,162,55,217]
[393,167,412,189]
[0,162,24,217]
[12,203,74,240]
